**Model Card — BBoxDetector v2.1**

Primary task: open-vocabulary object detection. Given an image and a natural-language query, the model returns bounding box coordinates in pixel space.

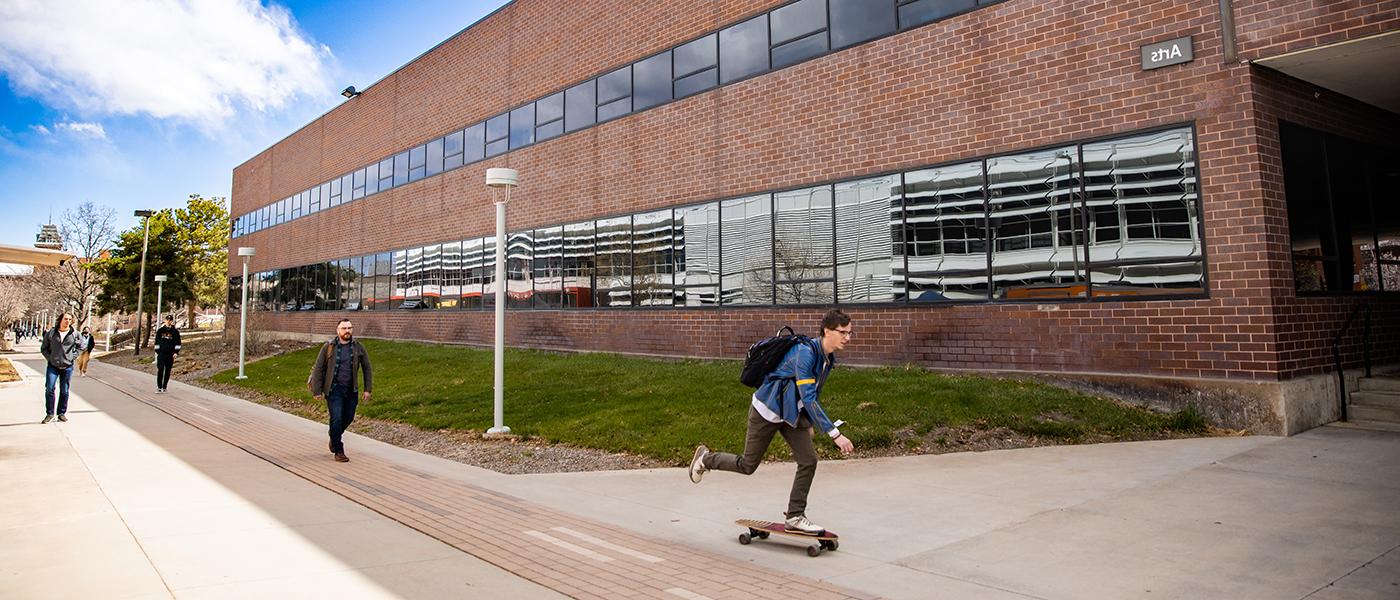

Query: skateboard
[735,519,840,557]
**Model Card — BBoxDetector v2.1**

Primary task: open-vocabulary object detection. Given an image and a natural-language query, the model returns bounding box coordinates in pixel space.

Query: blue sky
[0,0,510,250]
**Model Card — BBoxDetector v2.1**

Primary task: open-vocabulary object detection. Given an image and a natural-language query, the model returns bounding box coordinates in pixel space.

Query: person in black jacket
[153,315,181,393]
[308,319,372,463]
[40,314,82,423]
[76,326,96,376]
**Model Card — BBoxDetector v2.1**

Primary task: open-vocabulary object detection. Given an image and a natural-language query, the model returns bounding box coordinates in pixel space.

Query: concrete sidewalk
[3,349,1398,599]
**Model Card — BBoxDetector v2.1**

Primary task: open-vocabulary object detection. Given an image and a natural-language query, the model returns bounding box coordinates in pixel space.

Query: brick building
[227,0,1400,434]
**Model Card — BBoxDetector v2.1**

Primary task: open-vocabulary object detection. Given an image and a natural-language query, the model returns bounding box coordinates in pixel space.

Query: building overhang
[1254,30,1400,115]
[0,243,74,267]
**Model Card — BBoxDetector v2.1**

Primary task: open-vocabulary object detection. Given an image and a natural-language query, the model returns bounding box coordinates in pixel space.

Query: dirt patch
[0,358,19,383]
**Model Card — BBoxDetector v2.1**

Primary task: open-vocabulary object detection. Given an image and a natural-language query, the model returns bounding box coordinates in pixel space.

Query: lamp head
[341,86,361,98]
[485,168,519,189]
[134,209,154,217]
[154,275,167,282]
[237,247,257,257]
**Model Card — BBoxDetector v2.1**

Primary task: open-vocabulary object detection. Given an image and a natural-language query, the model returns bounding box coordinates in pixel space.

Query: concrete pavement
[2,343,1398,599]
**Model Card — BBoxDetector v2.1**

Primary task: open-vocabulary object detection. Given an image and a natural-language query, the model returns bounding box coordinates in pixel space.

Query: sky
[0,0,512,253]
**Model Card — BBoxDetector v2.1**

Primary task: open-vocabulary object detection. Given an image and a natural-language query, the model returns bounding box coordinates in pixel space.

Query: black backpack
[740,326,808,388]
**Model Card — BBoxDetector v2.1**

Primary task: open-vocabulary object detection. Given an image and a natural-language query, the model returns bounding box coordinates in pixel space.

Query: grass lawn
[210,339,1207,465]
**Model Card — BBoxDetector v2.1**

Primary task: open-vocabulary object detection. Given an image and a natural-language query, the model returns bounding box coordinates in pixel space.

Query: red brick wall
[1234,0,1400,59]
[229,0,1400,381]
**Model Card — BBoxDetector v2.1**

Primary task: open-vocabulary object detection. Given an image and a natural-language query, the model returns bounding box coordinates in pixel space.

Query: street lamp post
[85,295,96,331]
[133,209,154,355]
[154,275,168,324]
[485,167,518,436]
[236,247,256,379]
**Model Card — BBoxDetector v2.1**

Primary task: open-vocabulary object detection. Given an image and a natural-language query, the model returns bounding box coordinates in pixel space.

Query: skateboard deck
[735,519,840,557]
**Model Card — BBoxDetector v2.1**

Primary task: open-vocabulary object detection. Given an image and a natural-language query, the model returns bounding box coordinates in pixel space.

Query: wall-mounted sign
[1141,36,1193,70]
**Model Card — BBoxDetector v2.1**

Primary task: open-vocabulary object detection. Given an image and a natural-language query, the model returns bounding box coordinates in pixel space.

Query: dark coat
[40,327,82,369]
[309,337,372,397]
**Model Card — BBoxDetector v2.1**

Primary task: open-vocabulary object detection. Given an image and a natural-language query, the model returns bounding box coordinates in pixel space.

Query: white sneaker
[688,444,709,484]
[784,514,825,536]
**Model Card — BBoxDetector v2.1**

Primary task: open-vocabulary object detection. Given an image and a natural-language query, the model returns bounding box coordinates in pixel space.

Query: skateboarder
[689,309,855,535]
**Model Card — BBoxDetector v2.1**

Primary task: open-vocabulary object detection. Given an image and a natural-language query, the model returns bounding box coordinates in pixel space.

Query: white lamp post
[86,295,95,331]
[154,275,168,325]
[485,167,517,435]
[133,209,154,355]
[236,247,256,379]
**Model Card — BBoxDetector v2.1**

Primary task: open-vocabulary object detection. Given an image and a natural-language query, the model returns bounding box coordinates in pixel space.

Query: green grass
[209,339,1210,464]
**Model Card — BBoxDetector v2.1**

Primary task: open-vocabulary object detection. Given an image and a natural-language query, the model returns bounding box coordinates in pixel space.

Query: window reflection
[462,238,487,309]
[719,15,769,84]
[774,185,834,304]
[595,216,632,307]
[510,104,535,150]
[836,176,902,303]
[677,202,720,306]
[832,0,896,49]
[440,242,461,309]
[987,147,1086,300]
[394,249,413,308]
[421,244,442,308]
[482,237,498,309]
[374,252,392,311]
[721,194,774,305]
[563,222,596,307]
[633,209,676,305]
[770,0,828,68]
[507,232,534,309]
[905,162,988,301]
[533,227,564,308]
[634,51,671,111]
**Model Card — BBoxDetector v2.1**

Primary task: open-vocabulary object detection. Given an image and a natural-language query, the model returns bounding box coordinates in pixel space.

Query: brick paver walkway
[93,365,871,600]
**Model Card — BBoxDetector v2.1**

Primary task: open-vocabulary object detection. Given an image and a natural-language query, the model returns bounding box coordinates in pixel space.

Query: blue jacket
[755,338,841,438]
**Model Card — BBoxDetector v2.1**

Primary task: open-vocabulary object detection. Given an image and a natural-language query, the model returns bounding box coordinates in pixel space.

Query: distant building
[34,224,62,250]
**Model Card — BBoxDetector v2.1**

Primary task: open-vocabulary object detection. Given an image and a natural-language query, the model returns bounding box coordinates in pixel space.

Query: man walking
[153,315,181,393]
[76,326,95,376]
[689,309,856,535]
[40,314,82,423]
[309,319,372,463]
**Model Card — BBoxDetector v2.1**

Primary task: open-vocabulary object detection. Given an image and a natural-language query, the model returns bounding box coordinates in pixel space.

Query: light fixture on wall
[341,86,361,98]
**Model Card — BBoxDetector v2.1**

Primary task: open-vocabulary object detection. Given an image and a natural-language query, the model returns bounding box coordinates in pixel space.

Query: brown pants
[77,351,91,375]
[703,405,818,517]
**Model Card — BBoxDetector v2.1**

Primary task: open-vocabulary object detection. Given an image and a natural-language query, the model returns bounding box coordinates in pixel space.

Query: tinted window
[832,0,897,49]
[595,216,632,307]
[633,209,677,306]
[378,157,394,189]
[674,34,717,77]
[485,113,509,157]
[426,138,444,177]
[719,15,768,84]
[986,147,1084,300]
[903,163,988,302]
[633,51,672,111]
[537,121,564,141]
[565,80,596,132]
[463,123,485,164]
[721,194,774,305]
[408,145,426,181]
[422,244,443,308]
[899,0,977,30]
[533,227,564,308]
[836,176,902,302]
[773,33,827,68]
[461,238,486,308]
[363,163,379,195]
[562,221,595,308]
[506,232,534,308]
[443,129,465,170]
[393,249,411,308]
[510,104,535,149]
[393,151,410,186]
[537,92,564,141]
[482,237,498,309]
[597,66,631,123]
[675,69,718,99]
[438,242,461,309]
[774,185,835,304]
[771,0,826,45]
[677,202,720,306]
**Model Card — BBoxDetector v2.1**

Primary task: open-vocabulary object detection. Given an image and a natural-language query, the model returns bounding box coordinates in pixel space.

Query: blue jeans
[326,384,358,453]
[45,365,73,416]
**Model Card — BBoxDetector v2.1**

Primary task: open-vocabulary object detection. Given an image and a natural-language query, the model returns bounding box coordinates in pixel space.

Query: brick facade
[229,1,1400,394]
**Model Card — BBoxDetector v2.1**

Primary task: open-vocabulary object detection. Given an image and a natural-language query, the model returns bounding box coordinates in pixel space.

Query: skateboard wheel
[757,531,770,539]
[807,545,822,557]
[823,539,839,551]
[739,533,752,545]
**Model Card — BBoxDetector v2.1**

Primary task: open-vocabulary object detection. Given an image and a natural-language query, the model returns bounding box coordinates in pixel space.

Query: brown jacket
[308,337,372,397]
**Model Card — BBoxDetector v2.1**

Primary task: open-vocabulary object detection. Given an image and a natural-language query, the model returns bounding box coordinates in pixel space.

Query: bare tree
[0,277,34,351]
[33,202,116,329]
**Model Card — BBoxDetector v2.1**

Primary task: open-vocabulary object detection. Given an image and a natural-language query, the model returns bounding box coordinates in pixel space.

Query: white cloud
[0,0,333,128]
[29,124,50,135]
[53,120,107,140]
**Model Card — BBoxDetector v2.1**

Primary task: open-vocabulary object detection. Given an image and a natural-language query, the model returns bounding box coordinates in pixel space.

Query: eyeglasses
[832,328,853,338]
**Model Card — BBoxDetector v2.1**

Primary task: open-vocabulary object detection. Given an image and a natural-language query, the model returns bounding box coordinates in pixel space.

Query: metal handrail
[1331,303,1373,422]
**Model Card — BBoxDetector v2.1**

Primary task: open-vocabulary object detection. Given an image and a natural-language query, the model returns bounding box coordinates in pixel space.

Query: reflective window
[1082,127,1203,297]
[595,216,632,307]
[634,51,672,111]
[485,113,509,157]
[719,14,769,84]
[674,34,718,98]
[310,185,322,213]
[771,0,828,68]
[905,162,988,301]
[374,252,393,311]
[378,157,394,190]
[721,194,774,305]
[832,0,896,49]
[364,163,380,195]
[409,144,427,181]
[393,151,410,187]
[836,176,902,303]
[342,257,361,311]
[426,138,444,177]
[328,178,342,208]
[987,147,1085,300]
[440,242,461,309]
[633,209,677,306]
[483,237,499,309]
[774,185,835,304]
[462,238,487,309]
[394,248,413,308]
[444,129,466,170]
[533,226,564,308]
[463,123,485,164]
[677,202,720,306]
[597,66,632,122]
[352,169,366,200]
[899,0,978,30]
[510,104,535,149]
[565,80,596,133]
[536,92,565,142]
[563,221,596,307]
[507,232,534,308]
[291,192,302,219]
[421,244,442,308]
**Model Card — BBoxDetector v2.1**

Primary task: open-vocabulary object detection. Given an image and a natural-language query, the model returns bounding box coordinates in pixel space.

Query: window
[899,0,978,30]
[444,129,466,170]
[409,144,427,181]
[719,14,769,84]
[533,227,564,308]
[836,175,902,303]
[352,169,366,200]
[310,185,322,213]
[393,151,410,187]
[485,113,509,157]
[328,177,342,208]
[291,192,302,219]
[463,123,485,164]
[373,252,393,311]
[341,257,361,310]
[426,138,444,177]
[595,216,632,307]
[563,221,596,307]
[677,202,720,306]
[770,0,828,68]
[831,0,896,49]
[774,185,835,304]
[394,249,412,308]
[597,66,632,123]
[721,194,774,305]
[674,34,718,98]
[536,92,565,142]
[633,51,672,111]
[1082,127,1204,298]
[482,236,498,309]
[377,157,394,191]
[507,232,534,308]
[633,209,677,305]
[462,238,487,309]
[510,104,534,150]
[987,147,1085,300]
[565,80,596,133]
[904,162,989,301]
[439,242,461,309]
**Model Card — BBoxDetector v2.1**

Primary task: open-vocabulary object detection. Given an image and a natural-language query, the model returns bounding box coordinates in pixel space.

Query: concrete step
[1329,420,1400,434]
[1348,391,1400,409]
[1358,376,1400,393]
[1347,404,1400,424]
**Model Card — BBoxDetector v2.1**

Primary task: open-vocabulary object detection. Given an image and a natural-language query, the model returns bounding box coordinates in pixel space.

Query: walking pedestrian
[39,314,82,423]
[76,327,95,376]
[688,309,856,535]
[153,315,181,393]
[308,319,372,463]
